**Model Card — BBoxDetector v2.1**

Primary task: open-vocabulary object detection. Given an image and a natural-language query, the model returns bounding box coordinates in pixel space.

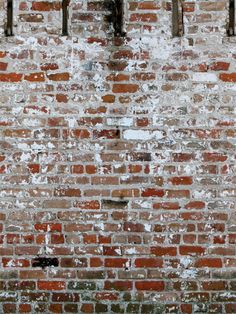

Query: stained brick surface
[0,0,236,313]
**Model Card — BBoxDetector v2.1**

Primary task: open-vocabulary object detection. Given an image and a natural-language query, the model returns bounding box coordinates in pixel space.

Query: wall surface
[0,0,236,313]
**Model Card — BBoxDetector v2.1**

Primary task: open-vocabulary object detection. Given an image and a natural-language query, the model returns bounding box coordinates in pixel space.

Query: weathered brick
[135,281,164,291]
[24,72,45,82]
[141,188,165,197]
[0,0,235,311]
[68,281,96,290]
[0,73,22,82]
[38,281,65,290]
[54,188,81,197]
[130,13,157,22]
[47,73,70,81]
[112,84,139,93]
[31,1,61,11]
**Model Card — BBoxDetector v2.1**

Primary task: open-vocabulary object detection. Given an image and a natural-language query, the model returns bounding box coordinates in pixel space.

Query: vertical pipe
[62,0,68,36]
[104,0,125,37]
[228,0,235,36]
[172,0,183,37]
[115,0,125,37]
[5,0,13,36]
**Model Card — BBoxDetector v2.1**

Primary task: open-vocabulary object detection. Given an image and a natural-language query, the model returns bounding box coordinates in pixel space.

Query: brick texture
[0,0,235,313]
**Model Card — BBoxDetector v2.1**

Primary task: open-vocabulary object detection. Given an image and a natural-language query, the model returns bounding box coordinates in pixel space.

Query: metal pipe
[62,0,69,36]
[5,0,13,36]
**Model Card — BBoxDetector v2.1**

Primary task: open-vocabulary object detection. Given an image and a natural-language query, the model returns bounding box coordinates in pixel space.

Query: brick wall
[0,0,236,313]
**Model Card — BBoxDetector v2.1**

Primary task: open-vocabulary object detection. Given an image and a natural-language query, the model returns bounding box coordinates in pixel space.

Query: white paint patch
[123,130,164,140]
[114,248,122,255]
[66,117,77,128]
[95,153,102,163]
[126,247,136,254]
[17,143,30,151]
[22,119,42,127]
[180,268,198,279]
[20,152,32,162]
[192,73,217,83]
[144,224,151,232]
[180,257,192,268]
[107,117,133,127]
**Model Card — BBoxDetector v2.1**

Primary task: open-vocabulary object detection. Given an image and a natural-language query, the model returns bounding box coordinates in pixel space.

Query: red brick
[173,153,195,162]
[201,281,226,290]
[40,63,59,71]
[54,188,81,197]
[85,165,97,174]
[124,222,145,232]
[166,190,190,198]
[112,84,139,93]
[90,258,103,267]
[166,73,189,81]
[74,200,100,210]
[153,202,180,210]
[0,73,22,82]
[2,258,30,268]
[34,223,62,232]
[51,234,64,244]
[219,73,236,82]
[141,188,165,197]
[112,189,140,197]
[151,246,177,256]
[181,304,192,314]
[93,129,120,139]
[203,152,227,162]
[38,281,65,290]
[168,176,193,185]
[135,258,163,268]
[130,13,157,22]
[32,1,61,11]
[24,72,45,82]
[225,304,236,313]
[47,73,70,81]
[106,73,130,82]
[81,304,94,313]
[104,281,132,291]
[138,2,160,10]
[135,281,164,291]
[27,164,40,173]
[0,62,8,71]
[180,246,206,256]
[0,51,7,58]
[185,201,205,209]
[68,129,90,139]
[210,62,230,71]
[49,304,63,313]
[71,165,84,174]
[95,292,118,301]
[19,304,31,313]
[102,94,115,103]
[105,258,128,268]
